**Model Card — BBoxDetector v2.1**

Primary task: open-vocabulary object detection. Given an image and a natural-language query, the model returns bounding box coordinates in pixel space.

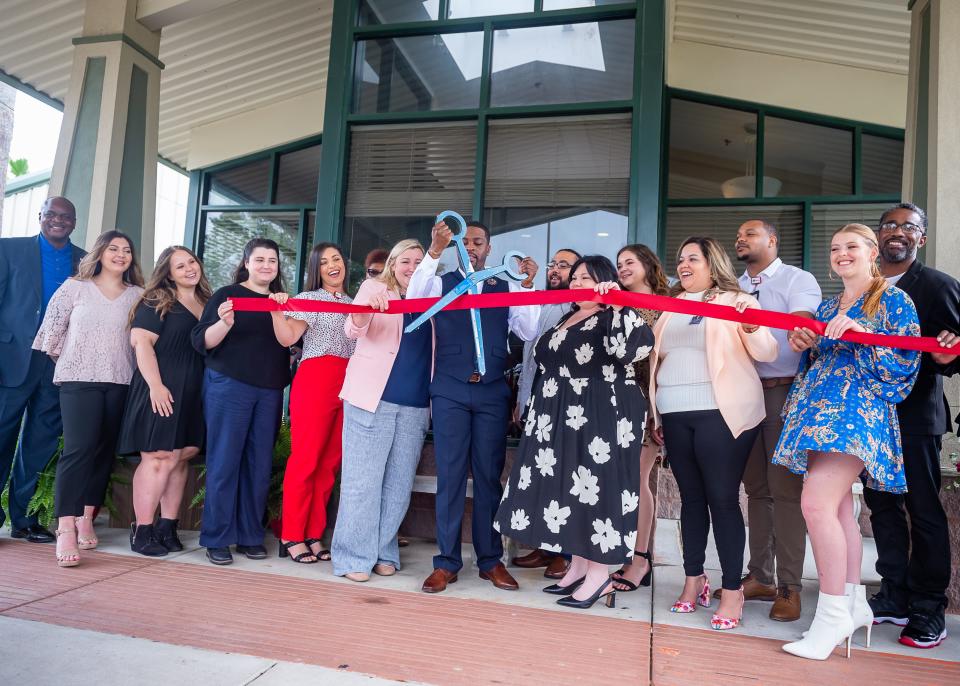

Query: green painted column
[50,0,163,266]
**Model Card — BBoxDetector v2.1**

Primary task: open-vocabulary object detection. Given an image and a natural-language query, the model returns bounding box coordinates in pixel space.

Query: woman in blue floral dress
[773,224,920,661]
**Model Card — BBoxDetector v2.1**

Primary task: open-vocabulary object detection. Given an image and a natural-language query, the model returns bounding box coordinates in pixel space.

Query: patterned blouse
[287,289,356,361]
[33,278,143,385]
[772,286,920,493]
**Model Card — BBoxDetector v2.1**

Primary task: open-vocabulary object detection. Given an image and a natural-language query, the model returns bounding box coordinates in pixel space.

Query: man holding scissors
[409,218,540,593]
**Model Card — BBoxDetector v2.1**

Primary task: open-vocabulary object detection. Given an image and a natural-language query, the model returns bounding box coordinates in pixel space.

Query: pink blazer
[339,279,434,413]
[648,290,779,438]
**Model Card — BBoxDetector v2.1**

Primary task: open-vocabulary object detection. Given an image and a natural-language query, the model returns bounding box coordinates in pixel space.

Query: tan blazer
[648,290,779,438]
[339,278,434,413]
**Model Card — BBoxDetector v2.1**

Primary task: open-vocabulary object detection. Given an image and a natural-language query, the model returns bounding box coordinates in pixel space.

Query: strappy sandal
[76,515,99,550]
[55,528,80,567]
[611,550,653,592]
[305,538,331,561]
[279,540,318,564]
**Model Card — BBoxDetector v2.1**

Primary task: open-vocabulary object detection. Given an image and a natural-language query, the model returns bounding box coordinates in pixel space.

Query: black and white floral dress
[494,306,654,564]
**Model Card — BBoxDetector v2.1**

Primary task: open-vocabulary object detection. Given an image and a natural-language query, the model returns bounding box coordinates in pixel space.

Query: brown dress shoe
[769,587,801,622]
[713,574,777,601]
[544,555,569,579]
[511,549,553,568]
[421,568,458,593]
[479,562,520,591]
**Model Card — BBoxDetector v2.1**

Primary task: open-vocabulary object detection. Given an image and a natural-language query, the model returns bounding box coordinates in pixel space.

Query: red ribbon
[230,290,959,355]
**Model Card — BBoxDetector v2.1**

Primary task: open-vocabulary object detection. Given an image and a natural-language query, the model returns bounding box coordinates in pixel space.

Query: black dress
[494,306,654,564]
[118,301,205,455]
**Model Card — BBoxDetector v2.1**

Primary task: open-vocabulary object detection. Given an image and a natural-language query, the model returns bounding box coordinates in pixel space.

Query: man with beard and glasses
[865,202,960,649]
[724,219,821,622]
[510,247,580,579]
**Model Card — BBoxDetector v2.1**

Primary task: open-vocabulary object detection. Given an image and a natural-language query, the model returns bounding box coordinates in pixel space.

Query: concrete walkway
[1,519,958,685]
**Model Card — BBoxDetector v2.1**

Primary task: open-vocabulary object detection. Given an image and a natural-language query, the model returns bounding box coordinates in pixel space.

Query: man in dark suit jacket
[0,196,84,542]
[866,202,959,649]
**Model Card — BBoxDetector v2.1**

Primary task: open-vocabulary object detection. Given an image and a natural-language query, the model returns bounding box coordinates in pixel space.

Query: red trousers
[281,355,348,541]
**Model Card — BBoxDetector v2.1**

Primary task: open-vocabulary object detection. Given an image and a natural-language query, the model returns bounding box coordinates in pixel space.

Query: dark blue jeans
[199,369,282,549]
[0,351,62,528]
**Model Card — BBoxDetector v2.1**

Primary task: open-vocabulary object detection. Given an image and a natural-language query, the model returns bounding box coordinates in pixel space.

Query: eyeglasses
[878,221,924,235]
[366,268,383,277]
[547,261,573,270]
[42,211,76,223]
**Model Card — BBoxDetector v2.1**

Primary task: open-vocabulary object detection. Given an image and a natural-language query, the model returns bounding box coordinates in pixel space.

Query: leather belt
[760,376,794,389]
[468,372,482,383]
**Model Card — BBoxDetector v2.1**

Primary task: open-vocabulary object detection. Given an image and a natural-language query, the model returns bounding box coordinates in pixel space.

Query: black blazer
[894,259,960,435]
[0,235,85,388]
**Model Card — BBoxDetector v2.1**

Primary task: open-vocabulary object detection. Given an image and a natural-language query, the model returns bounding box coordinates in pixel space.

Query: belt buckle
[468,372,481,383]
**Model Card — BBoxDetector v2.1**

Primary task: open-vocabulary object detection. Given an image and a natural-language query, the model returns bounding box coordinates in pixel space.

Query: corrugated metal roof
[671,0,911,75]
[0,0,332,168]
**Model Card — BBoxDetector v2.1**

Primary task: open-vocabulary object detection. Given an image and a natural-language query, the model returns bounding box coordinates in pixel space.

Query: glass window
[301,211,317,291]
[809,203,889,297]
[664,205,804,280]
[483,115,630,288]
[861,134,904,196]
[668,100,759,199]
[543,0,630,7]
[354,32,484,113]
[764,117,853,197]
[448,0,533,17]
[343,123,477,278]
[275,144,322,205]
[359,0,440,25]
[207,157,271,205]
[489,19,635,107]
[202,211,300,291]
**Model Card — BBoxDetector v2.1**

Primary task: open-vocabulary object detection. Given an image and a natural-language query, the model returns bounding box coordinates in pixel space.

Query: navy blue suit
[0,235,84,528]
[431,272,513,573]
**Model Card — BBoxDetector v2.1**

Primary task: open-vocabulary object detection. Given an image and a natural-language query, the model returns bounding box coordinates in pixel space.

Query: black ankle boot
[154,517,184,552]
[130,523,169,557]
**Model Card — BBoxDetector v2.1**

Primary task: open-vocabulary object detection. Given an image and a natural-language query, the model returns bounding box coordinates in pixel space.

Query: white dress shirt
[407,252,541,342]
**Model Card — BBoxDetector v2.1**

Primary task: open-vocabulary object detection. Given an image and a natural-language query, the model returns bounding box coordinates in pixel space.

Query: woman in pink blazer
[648,236,778,631]
[331,239,433,582]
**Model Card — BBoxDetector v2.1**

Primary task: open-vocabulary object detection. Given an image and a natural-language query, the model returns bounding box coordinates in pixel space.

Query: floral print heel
[670,574,711,613]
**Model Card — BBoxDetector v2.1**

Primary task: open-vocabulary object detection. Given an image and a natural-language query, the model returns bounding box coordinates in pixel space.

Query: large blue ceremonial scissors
[405,210,527,376]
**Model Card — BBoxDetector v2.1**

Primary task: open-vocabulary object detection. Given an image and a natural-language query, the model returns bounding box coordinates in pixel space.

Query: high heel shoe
[711,586,745,630]
[556,580,616,609]
[279,540,318,563]
[55,528,80,567]
[76,515,98,550]
[611,550,653,592]
[543,576,585,595]
[671,574,710,613]
[783,591,854,660]
[304,538,331,561]
[848,583,873,648]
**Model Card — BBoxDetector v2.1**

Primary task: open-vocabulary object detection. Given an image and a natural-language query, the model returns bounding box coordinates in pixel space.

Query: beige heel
[76,515,98,550]
[55,528,80,567]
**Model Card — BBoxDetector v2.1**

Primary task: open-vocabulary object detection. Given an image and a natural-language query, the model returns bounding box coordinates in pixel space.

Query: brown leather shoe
[421,568,458,594]
[511,549,553,568]
[769,586,801,622]
[479,562,520,591]
[544,555,569,579]
[713,574,777,601]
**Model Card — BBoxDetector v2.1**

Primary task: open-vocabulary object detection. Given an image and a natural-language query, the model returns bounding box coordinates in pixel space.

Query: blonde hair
[831,223,887,318]
[670,236,742,296]
[378,239,425,293]
[75,230,144,287]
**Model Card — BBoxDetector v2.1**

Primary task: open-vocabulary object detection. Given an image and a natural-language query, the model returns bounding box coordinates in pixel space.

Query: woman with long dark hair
[268,243,355,564]
[33,230,144,567]
[118,246,212,556]
[495,255,655,610]
[191,238,291,566]
[611,244,670,592]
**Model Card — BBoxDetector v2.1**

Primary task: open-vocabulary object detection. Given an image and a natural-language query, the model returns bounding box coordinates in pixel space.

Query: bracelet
[428,249,442,259]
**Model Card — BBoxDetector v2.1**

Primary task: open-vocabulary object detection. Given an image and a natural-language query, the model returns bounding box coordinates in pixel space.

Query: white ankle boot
[784,592,854,660]
[847,582,874,647]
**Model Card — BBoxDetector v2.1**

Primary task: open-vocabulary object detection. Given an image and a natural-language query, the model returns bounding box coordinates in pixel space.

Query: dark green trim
[669,88,904,139]
[630,0,665,250]
[346,100,634,125]
[72,34,165,70]
[200,204,315,212]
[158,155,188,175]
[534,0,544,12]
[115,65,149,246]
[754,112,764,198]
[183,170,202,252]
[912,4,931,208]
[295,207,310,291]
[439,0,451,20]
[267,153,279,205]
[668,195,900,207]
[63,57,106,247]
[0,69,63,111]
[200,135,322,174]
[3,170,52,195]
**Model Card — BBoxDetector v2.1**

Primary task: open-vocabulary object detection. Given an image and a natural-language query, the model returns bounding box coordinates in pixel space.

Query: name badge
[688,315,704,325]
[750,276,762,285]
